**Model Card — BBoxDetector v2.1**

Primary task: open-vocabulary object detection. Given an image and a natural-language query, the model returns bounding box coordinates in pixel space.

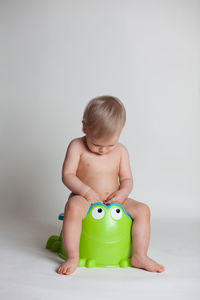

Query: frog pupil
[98,208,102,213]
[116,209,120,213]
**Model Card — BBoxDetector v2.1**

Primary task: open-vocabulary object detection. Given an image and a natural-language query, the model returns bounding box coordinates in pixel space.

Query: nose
[99,147,106,154]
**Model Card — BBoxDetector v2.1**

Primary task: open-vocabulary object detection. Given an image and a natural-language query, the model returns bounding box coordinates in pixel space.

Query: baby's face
[85,131,121,155]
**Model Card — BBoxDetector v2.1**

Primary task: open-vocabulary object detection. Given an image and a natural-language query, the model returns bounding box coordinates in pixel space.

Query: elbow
[62,173,71,185]
[62,172,67,184]
[62,173,75,185]
[127,178,133,191]
[62,175,65,185]
[120,177,133,190]
[121,177,133,184]
[128,178,134,192]
[131,179,134,191]
[62,175,66,186]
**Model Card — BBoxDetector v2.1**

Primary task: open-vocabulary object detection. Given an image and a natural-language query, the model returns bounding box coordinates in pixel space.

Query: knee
[137,203,151,218]
[64,197,82,217]
[64,195,89,219]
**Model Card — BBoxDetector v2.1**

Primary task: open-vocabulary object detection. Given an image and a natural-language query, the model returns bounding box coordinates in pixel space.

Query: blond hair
[82,95,126,138]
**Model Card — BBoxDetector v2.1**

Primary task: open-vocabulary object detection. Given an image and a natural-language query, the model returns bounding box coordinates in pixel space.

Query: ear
[82,120,87,134]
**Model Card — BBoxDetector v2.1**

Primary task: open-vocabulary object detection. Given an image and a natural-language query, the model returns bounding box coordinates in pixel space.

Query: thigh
[122,198,150,219]
[65,192,91,219]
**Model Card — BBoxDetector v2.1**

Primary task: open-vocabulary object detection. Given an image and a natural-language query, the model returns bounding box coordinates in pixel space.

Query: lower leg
[57,204,84,275]
[62,208,82,259]
[131,212,150,256]
[130,205,165,272]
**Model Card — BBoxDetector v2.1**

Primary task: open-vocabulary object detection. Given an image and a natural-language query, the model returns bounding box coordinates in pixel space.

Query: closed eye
[93,144,114,147]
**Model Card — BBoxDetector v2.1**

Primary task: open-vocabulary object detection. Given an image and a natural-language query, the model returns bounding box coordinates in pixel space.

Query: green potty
[46,202,133,268]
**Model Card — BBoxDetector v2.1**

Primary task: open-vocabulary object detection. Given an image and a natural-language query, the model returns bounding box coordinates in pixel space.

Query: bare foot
[57,257,79,275]
[131,254,165,273]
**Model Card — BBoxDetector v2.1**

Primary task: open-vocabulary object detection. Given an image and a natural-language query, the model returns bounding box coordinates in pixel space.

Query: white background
[0,1,199,299]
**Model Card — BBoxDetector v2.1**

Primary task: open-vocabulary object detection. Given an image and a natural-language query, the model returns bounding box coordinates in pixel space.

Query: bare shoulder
[63,137,85,163]
[117,143,130,157]
[68,137,83,144]
[67,137,85,150]
[63,138,83,159]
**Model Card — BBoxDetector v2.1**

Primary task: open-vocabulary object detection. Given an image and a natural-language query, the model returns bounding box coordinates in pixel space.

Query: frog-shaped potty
[46,202,133,268]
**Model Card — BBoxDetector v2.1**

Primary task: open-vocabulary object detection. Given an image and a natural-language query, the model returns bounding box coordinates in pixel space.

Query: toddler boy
[57,95,165,275]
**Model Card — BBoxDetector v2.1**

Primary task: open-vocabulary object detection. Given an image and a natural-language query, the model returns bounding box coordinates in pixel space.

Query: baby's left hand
[103,190,127,205]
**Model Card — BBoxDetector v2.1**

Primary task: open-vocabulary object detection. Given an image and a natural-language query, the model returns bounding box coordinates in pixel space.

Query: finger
[105,198,115,205]
[110,197,117,203]
[106,194,114,201]
[104,201,111,205]
[106,193,115,201]
[106,201,114,205]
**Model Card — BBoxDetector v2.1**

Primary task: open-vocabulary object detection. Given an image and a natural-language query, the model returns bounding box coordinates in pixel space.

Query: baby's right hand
[83,188,102,205]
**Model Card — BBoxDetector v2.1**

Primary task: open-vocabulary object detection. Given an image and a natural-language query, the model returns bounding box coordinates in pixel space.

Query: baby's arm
[62,139,101,203]
[104,145,133,205]
[118,146,133,198]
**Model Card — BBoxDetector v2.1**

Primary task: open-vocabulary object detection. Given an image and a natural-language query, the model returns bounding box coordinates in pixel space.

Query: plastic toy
[46,202,133,268]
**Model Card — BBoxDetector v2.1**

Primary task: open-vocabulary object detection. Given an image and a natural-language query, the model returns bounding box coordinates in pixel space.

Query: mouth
[98,152,107,155]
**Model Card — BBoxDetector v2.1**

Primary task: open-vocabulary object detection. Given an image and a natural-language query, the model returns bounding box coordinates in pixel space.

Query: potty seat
[46,202,133,268]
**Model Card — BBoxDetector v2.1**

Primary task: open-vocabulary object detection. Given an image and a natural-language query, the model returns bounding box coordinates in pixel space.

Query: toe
[65,267,74,275]
[158,265,165,272]
[63,267,70,275]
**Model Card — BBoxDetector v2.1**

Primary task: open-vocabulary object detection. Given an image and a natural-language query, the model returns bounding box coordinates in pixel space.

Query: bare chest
[77,151,120,177]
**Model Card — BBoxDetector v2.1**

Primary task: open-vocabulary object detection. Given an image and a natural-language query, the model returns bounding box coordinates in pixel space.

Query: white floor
[0,216,199,300]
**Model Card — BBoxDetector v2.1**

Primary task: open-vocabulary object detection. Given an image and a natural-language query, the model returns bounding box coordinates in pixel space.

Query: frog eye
[92,207,105,220]
[110,207,122,220]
